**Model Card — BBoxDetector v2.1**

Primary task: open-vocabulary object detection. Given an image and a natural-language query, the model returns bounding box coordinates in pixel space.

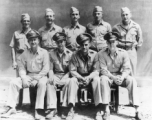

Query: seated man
[68,33,100,120]
[46,32,73,120]
[96,32,142,120]
[1,30,49,120]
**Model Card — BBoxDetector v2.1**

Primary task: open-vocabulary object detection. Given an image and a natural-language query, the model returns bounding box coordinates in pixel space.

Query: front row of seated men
[1,30,142,120]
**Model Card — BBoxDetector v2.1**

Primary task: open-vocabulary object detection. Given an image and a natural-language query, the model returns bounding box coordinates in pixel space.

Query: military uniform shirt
[86,20,111,47]
[49,48,72,78]
[38,24,62,50]
[69,49,97,77]
[17,47,49,78]
[96,48,131,77]
[63,23,86,48]
[112,20,143,48]
[10,29,31,53]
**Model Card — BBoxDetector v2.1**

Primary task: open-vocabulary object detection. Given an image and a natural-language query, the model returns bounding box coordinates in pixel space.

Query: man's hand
[84,76,91,85]
[22,76,31,88]
[114,75,124,85]
[48,77,54,85]
[12,61,17,69]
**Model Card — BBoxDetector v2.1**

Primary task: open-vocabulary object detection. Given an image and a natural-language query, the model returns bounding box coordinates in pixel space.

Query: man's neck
[46,22,54,29]
[71,21,79,27]
[122,20,131,26]
[31,47,38,54]
[22,27,30,33]
[94,19,102,25]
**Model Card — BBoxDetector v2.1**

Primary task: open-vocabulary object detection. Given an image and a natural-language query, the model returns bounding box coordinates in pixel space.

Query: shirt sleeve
[9,32,15,48]
[107,23,112,32]
[136,24,143,47]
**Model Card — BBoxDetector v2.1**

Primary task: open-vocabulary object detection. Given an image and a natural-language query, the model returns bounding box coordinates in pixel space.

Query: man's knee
[37,77,47,87]
[69,77,78,84]
[126,76,137,85]
[92,76,100,83]
[100,75,110,86]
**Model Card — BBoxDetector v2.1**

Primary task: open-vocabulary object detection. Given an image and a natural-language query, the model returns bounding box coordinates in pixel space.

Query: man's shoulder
[54,24,62,30]
[38,47,48,54]
[102,20,111,26]
[38,26,46,32]
[78,24,86,30]
[131,20,140,28]
[89,49,97,55]
[113,22,121,28]
[86,22,94,28]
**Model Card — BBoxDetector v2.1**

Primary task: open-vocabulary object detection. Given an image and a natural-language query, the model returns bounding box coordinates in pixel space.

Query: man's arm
[136,24,143,48]
[33,51,50,80]
[69,54,85,81]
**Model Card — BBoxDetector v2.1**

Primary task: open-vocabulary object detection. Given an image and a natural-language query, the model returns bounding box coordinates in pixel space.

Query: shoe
[103,111,110,120]
[135,111,143,120]
[45,109,57,120]
[95,111,103,120]
[66,110,74,120]
[35,109,42,120]
[0,107,16,117]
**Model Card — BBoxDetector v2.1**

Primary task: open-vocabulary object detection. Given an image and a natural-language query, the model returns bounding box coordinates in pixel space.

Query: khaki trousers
[46,75,73,108]
[99,75,139,106]
[6,76,48,109]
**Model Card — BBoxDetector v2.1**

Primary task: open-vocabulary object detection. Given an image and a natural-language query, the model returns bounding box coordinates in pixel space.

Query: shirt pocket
[36,56,43,63]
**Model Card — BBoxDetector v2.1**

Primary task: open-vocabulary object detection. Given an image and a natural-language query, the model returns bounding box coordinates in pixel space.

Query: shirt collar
[70,22,80,29]
[21,27,31,34]
[107,48,118,57]
[56,47,67,56]
[45,23,56,31]
[79,49,91,61]
[29,46,41,55]
[93,19,104,25]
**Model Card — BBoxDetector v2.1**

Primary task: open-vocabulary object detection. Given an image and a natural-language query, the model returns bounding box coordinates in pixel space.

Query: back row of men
[2,6,142,120]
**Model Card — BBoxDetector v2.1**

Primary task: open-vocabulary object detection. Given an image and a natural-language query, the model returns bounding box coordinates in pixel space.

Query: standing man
[38,8,62,51]
[1,30,49,120]
[46,32,73,120]
[68,33,101,120]
[96,32,142,120]
[86,6,111,51]
[10,13,31,73]
[9,13,31,107]
[63,7,86,51]
[112,7,143,75]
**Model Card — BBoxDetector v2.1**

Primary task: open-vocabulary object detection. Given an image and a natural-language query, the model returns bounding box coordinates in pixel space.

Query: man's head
[45,8,55,25]
[76,33,92,54]
[121,7,132,24]
[20,13,31,29]
[93,6,103,22]
[26,30,40,49]
[104,32,120,53]
[53,32,66,51]
[70,7,80,23]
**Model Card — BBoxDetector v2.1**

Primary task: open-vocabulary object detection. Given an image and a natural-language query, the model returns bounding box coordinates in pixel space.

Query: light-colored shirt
[96,48,131,78]
[112,20,143,48]
[49,48,72,78]
[63,23,86,50]
[69,49,98,78]
[17,47,49,78]
[38,24,62,50]
[10,28,31,53]
[86,20,111,47]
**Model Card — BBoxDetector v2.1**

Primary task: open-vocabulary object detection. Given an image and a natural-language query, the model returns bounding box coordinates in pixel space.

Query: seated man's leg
[46,75,61,119]
[1,77,28,116]
[121,76,142,119]
[61,77,79,120]
[94,75,111,120]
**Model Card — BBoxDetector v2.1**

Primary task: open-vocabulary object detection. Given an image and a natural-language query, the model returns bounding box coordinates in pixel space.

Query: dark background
[0,0,151,77]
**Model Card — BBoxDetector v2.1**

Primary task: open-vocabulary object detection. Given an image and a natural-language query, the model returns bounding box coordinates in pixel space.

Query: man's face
[93,11,103,22]
[121,11,131,23]
[107,40,117,53]
[56,40,65,51]
[80,40,90,54]
[29,37,39,49]
[70,11,80,22]
[21,18,31,29]
[45,12,55,25]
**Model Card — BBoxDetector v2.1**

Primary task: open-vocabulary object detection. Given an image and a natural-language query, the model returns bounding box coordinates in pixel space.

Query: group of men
[0,5,143,120]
